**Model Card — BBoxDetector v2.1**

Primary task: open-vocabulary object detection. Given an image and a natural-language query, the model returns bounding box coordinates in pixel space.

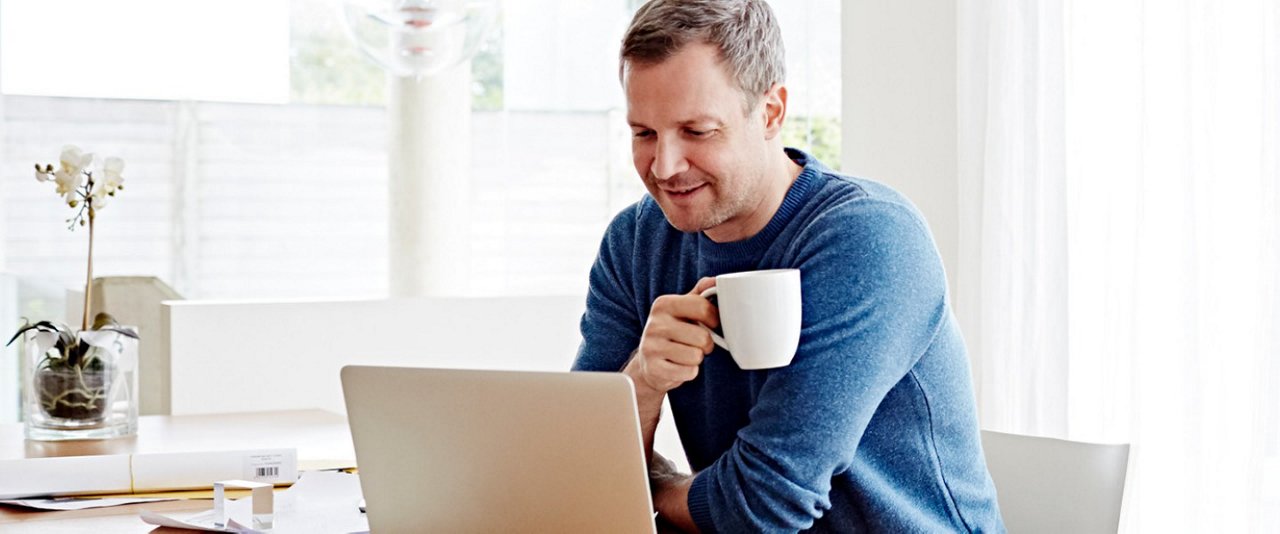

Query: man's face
[624,42,771,240]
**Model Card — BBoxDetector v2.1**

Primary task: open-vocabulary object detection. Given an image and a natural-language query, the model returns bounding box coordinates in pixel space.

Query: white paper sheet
[0,454,132,499]
[0,496,176,511]
[139,508,249,532]
[132,448,298,490]
[141,471,368,534]
[0,448,297,499]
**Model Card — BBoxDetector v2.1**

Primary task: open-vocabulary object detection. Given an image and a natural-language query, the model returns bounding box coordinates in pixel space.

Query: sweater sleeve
[572,205,645,373]
[688,199,951,532]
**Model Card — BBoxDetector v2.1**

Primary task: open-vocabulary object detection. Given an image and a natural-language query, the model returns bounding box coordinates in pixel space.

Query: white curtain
[959,0,1280,531]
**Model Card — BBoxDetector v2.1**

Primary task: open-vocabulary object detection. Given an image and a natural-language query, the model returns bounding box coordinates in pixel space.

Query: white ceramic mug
[699,269,802,370]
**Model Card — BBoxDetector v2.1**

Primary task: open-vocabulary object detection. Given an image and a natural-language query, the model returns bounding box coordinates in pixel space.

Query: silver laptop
[341,365,656,533]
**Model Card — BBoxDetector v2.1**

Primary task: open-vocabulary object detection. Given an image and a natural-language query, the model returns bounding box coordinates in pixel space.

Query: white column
[841,1,959,293]
[388,61,472,297]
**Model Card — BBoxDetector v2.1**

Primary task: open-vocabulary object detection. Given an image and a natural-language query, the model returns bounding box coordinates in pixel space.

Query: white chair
[981,430,1130,534]
[76,276,183,416]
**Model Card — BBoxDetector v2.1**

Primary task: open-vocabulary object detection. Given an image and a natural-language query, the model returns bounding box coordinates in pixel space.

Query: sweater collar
[696,148,822,263]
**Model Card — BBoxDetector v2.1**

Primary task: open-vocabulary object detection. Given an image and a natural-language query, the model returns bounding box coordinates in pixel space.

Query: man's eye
[686,129,712,137]
[633,130,654,139]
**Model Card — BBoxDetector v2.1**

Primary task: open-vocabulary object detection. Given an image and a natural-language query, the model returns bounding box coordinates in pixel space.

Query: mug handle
[699,287,729,351]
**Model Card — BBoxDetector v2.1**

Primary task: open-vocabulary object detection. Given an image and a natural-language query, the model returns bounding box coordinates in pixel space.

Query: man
[572,0,1004,531]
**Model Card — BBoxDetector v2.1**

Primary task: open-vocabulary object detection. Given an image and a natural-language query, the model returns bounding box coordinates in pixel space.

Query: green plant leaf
[5,323,35,347]
[91,312,118,330]
[96,326,140,340]
[7,319,71,347]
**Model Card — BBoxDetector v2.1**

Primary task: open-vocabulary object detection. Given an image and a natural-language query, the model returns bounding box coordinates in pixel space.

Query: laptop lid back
[341,365,655,533]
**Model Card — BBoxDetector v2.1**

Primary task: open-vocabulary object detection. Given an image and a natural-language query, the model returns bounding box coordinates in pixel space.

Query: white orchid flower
[57,145,93,176]
[90,157,125,209]
[79,329,126,359]
[33,330,60,359]
[91,185,112,208]
[54,169,84,202]
[100,157,124,194]
[53,145,92,200]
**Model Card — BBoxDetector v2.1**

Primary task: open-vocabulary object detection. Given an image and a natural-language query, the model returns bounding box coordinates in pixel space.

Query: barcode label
[243,450,296,482]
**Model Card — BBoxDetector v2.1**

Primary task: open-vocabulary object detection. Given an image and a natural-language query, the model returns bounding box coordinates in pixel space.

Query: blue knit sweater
[573,149,1004,532]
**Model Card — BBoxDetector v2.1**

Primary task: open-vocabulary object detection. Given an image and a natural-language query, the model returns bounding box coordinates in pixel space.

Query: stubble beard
[653,178,756,235]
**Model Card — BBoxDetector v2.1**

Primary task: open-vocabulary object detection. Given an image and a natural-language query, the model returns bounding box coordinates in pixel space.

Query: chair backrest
[981,430,1130,534]
[86,276,183,416]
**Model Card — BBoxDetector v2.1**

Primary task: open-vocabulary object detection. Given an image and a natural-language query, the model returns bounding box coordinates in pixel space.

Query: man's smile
[661,183,709,200]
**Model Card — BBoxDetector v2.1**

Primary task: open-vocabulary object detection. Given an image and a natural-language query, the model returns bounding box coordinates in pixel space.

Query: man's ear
[762,84,788,140]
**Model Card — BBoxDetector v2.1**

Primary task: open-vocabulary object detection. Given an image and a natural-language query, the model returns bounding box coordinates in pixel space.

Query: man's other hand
[625,277,720,395]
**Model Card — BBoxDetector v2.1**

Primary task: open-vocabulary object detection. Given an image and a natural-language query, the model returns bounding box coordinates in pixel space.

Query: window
[1,0,841,300]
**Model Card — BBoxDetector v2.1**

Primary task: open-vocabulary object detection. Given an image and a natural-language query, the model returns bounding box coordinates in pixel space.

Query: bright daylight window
[1,0,841,301]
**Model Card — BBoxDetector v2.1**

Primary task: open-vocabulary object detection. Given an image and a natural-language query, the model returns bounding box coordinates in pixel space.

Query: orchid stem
[82,176,95,332]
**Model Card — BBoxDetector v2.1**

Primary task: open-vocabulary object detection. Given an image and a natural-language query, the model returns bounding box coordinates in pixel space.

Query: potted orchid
[5,146,140,440]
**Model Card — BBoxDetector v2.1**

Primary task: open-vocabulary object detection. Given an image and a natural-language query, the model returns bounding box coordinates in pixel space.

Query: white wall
[841,1,959,292]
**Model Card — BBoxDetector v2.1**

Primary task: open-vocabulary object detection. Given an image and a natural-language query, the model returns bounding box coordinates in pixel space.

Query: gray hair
[620,0,786,112]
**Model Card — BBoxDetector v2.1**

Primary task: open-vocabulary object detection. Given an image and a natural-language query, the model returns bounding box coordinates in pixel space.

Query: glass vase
[22,329,139,440]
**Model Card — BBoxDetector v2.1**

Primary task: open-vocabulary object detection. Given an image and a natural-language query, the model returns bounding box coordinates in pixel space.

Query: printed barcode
[256,467,279,477]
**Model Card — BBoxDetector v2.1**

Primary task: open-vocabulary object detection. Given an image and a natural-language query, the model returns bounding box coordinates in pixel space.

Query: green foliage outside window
[783,115,842,170]
[288,4,830,160]
[469,29,504,111]
[290,34,386,106]
[289,3,504,110]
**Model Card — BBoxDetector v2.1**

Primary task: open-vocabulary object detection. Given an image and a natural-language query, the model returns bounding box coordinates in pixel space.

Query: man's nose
[651,136,690,181]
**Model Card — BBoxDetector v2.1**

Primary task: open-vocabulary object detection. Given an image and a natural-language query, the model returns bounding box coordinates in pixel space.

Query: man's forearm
[633,376,664,461]
[652,470,698,532]
[622,350,701,532]
[624,351,666,461]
